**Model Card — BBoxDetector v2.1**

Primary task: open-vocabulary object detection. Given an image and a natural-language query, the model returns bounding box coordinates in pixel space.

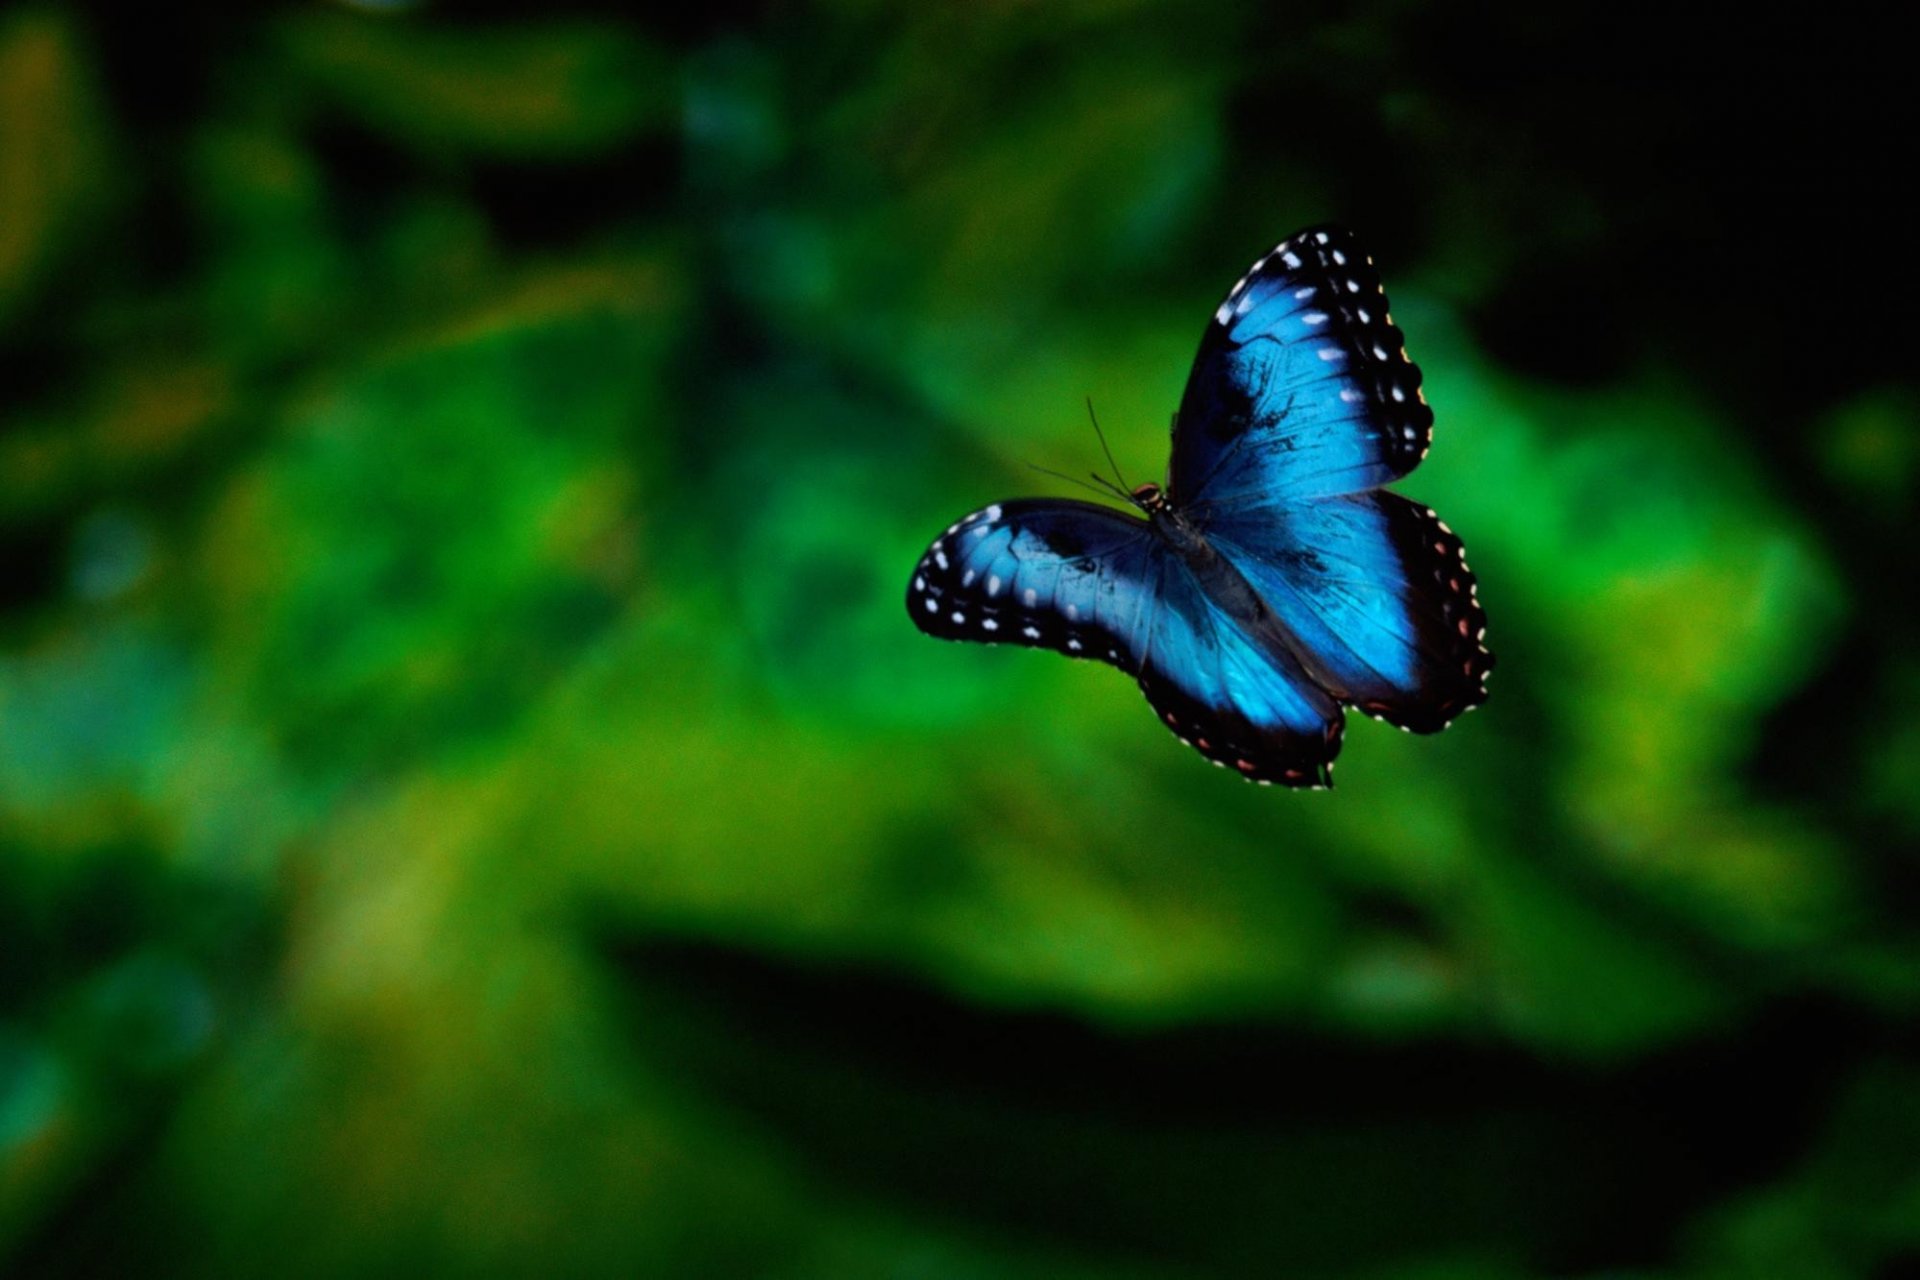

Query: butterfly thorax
[1134,483,1211,561]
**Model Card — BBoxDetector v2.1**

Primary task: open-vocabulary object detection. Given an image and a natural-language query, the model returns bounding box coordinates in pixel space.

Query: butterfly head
[1130,481,1168,513]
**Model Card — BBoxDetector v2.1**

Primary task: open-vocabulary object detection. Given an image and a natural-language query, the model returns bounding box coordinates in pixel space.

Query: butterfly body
[907,226,1491,789]
[1137,501,1298,670]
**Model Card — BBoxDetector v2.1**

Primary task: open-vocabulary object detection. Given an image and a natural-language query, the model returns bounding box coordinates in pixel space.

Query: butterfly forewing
[1171,225,1432,509]
[907,500,1157,670]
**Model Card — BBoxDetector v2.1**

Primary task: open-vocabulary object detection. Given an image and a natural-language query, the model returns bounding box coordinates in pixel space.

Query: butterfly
[906,226,1491,789]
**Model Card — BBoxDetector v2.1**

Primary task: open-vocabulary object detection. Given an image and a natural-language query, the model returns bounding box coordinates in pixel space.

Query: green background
[4,2,1917,1276]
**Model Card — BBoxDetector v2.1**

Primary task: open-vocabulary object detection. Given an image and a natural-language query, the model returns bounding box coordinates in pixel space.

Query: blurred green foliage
[3,2,1917,1277]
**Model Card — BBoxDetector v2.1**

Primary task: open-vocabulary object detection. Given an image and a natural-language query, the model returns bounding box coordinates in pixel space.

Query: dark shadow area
[605,932,1895,1276]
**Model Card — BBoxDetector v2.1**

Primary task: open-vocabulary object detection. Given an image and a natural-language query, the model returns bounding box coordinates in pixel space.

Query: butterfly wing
[907,500,1343,786]
[1169,225,1431,508]
[1167,225,1492,735]
[908,499,1159,667]
[1208,491,1493,733]
[1132,563,1344,787]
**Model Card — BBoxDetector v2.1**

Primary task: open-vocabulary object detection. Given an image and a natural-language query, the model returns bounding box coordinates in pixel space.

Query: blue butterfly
[907,226,1492,789]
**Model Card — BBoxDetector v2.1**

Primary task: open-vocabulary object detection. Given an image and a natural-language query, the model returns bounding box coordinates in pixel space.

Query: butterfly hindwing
[907,499,1346,787]
[1170,225,1432,508]
[1208,490,1492,733]
[1132,563,1344,787]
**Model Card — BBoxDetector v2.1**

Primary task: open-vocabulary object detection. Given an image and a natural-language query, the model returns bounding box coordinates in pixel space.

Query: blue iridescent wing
[1168,225,1492,734]
[1132,564,1345,787]
[909,500,1156,665]
[1208,491,1493,733]
[907,500,1343,786]
[1169,225,1431,507]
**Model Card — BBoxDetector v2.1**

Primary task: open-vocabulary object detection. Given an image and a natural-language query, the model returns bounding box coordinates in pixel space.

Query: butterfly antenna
[1027,462,1120,501]
[1086,397,1132,493]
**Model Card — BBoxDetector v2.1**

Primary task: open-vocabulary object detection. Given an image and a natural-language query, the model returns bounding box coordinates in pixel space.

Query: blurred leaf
[277,13,674,160]
[0,9,110,325]
[0,359,238,528]
[198,260,678,774]
[1818,389,1918,522]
